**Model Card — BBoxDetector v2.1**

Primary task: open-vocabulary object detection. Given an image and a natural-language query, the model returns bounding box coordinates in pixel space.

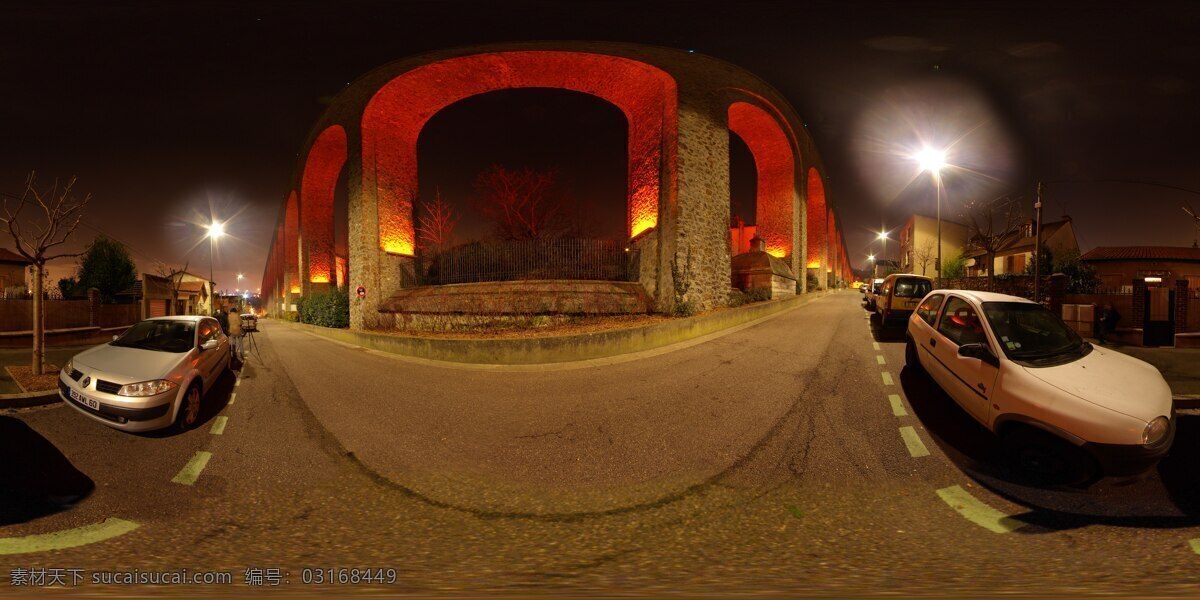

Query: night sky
[3,0,1199,291]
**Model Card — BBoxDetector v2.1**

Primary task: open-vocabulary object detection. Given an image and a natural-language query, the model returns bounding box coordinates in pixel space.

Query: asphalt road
[3,291,1200,596]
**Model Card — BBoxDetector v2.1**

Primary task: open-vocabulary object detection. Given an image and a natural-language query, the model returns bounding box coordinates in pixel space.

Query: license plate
[70,387,100,411]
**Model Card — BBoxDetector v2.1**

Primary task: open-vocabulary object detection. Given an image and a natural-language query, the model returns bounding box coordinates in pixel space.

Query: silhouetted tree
[0,172,90,374]
[961,194,1024,291]
[415,189,459,253]
[76,235,137,303]
[473,165,572,240]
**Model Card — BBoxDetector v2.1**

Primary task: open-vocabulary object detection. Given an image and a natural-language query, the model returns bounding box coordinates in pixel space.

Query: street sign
[356,286,366,298]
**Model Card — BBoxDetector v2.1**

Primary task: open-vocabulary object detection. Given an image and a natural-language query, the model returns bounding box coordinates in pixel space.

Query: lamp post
[206,221,224,315]
[914,147,947,282]
[868,254,876,279]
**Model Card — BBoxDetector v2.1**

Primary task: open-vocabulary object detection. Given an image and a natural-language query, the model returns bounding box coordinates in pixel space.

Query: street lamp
[206,221,224,316]
[868,254,876,278]
[913,147,947,281]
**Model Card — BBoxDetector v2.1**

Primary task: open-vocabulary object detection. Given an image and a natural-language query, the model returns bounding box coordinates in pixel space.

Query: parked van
[874,273,934,326]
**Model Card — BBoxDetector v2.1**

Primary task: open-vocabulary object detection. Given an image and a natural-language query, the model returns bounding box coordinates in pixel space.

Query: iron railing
[421,238,633,285]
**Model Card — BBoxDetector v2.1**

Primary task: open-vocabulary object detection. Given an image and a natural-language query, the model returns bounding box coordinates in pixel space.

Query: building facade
[897,214,969,277]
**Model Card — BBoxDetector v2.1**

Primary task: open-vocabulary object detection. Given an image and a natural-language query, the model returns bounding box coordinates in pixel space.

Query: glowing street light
[206,221,225,315]
[868,254,875,261]
[912,146,949,281]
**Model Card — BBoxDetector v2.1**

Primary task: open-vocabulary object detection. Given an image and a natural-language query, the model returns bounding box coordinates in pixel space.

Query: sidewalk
[0,346,91,395]
[1092,342,1200,398]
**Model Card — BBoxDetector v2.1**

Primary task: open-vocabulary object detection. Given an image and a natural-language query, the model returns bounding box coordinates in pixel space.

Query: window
[917,294,945,326]
[112,320,196,353]
[892,277,932,299]
[937,297,987,346]
[198,319,219,345]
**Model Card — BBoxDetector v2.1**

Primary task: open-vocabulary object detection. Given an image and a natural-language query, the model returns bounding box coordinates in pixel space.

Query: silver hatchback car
[59,316,232,433]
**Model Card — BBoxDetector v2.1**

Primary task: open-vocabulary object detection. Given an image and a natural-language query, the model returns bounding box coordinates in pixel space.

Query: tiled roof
[1082,246,1200,262]
[964,218,1071,258]
[0,248,31,264]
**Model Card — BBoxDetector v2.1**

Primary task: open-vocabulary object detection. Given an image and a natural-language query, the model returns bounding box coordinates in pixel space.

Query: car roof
[937,290,1038,305]
[885,273,933,280]
[144,315,209,322]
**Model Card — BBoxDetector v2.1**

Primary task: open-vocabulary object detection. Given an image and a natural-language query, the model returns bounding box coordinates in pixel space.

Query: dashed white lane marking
[936,485,1026,533]
[888,393,908,416]
[210,416,228,435]
[171,451,213,486]
[899,426,930,457]
[1189,539,1200,554]
[872,342,880,350]
[876,354,886,365]
[882,371,894,386]
[227,392,236,405]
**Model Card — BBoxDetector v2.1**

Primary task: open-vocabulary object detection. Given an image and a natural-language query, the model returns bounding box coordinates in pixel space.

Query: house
[117,273,177,319]
[965,217,1079,277]
[0,247,31,296]
[897,214,970,277]
[1081,246,1200,293]
[169,271,215,315]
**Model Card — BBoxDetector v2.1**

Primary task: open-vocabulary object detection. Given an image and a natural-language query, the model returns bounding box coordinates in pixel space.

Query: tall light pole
[206,221,224,315]
[915,147,947,281]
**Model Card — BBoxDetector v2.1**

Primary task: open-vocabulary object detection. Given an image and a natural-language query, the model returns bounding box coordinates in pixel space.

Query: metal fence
[421,238,633,285]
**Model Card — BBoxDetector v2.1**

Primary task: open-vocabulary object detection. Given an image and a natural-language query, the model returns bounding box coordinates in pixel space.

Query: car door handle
[976,383,986,392]
[930,338,937,347]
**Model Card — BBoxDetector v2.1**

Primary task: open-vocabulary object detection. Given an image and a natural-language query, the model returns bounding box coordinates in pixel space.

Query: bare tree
[960,194,1024,291]
[472,165,570,240]
[912,240,936,277]
[415,189,459,253]
[1,173,91,374]
[154,259,190,315]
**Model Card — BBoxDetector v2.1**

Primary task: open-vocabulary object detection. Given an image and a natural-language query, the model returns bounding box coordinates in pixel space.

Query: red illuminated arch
[284,191,300,293]
[361,51,677,256]
[727,102,795,259]
[805,169,828,278]
[300,126,347,284]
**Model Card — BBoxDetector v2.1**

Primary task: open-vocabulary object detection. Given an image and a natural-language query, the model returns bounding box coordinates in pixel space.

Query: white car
[905,290,1174,484]
[59,316,232,433]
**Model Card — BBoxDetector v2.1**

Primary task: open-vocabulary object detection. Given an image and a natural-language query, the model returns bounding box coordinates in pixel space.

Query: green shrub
[673,299,697,317]
[746,287,772,302]
[281,311,299,322]
[297,288,350,328]
[728,289,749,307]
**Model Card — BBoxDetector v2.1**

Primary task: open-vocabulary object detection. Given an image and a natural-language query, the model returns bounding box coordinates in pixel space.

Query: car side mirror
[958,342,999,366]
[200,339,219,351]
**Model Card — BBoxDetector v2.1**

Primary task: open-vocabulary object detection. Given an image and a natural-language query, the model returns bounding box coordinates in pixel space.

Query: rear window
[892,278,932,298]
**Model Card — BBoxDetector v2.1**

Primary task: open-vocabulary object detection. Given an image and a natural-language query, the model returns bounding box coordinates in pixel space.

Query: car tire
[172,383,203,433]
[905,335,924,373]
[1002,426,1099,487]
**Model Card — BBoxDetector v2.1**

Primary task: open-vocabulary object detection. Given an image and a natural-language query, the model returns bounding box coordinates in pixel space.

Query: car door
[197,319,221,386]
[911,292,945,369]
[930,297,1000,424]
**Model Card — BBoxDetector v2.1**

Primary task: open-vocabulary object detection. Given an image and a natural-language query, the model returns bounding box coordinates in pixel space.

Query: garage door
[149,299,168,318]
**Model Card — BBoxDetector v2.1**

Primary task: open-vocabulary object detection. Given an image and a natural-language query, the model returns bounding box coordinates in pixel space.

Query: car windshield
[892,278,932,298]
[111,320,196,353]
[981,302,1087,363]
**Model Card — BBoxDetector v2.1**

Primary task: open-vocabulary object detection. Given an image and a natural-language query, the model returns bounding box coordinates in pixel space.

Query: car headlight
[117,379,178,397]
[1142,416,1170,446]
[62,358,72,375]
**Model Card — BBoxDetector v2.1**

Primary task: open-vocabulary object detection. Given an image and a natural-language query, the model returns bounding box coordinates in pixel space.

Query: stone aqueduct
[259,42,853,328]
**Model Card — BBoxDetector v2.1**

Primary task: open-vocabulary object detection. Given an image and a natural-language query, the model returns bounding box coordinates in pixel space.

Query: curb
[0,389,61,410]
[274,290,837,365]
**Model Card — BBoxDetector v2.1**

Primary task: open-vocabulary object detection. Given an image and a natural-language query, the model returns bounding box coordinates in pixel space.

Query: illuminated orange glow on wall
[362,51,677,252]
[806,169,828,273]
[284,192,299,292]
[290,285,301,294]
[728,102,795,259]
[301,126,346,280]
[310,275,330,284]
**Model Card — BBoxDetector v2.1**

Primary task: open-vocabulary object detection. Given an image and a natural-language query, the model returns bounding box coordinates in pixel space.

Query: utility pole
[1033,181,1044,304]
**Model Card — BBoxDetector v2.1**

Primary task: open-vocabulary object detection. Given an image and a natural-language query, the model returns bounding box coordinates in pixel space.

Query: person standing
[228,310,243,361]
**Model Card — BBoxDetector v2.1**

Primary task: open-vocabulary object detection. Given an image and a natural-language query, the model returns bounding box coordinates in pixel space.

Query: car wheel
[172,384,203,433]
[1002,427,1099,487]
[905,335,924,373]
